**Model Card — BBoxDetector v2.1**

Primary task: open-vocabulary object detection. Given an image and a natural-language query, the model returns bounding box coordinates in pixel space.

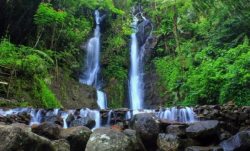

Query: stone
[130,113,160,149]
[123,129,147,151]
[185,146,223,151]
[186,120,220,139]
[166,125,186,138]
[42,114,64,127]
[32,122,62,140]
[220,131,232,142]
[60,126,92,151]
[158,118,188,127]
[69,116,95,129]
[52,139,70,151]
[157,133,183,151]
[220,131,250,151]
[85,127,133,151]
[183,138,200,148]
[239,112,248,121]
[66,113,75,126]
[0,124,56,151]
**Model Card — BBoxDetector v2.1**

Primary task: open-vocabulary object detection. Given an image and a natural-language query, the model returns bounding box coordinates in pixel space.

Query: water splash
[30,109,42,125]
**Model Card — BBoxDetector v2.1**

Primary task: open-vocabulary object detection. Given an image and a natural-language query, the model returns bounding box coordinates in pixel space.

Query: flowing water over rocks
[1,106,250,150]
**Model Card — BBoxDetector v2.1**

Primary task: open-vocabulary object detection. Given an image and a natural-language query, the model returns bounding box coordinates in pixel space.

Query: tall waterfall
[129,10,153,110]
[80,10,107,109]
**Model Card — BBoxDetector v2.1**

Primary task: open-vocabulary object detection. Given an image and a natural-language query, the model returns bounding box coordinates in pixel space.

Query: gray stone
[42,114,64,127]
[220,131,232,142]
[166,125,186,138]
[52,139,70,151]
[123,129,146,151]
[69,116,95,129]
[185,146,223,151]
[220,131,250,151]
[186,120,220,139]
[60,126,92,151]
[85,127,133,151]
[130,113,160,149]
[32,122,62,140]
[239,112,248,121]
[157,133,183,151]
[0,124,56,151]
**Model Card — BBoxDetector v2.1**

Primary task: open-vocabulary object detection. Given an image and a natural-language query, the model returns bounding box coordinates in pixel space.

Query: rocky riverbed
[0,105,250,151]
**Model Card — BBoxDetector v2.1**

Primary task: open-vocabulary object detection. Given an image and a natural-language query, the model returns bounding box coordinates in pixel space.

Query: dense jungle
[0,0,250,109]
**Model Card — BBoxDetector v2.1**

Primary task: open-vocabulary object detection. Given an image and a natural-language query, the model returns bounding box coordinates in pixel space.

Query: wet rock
[52,139,70,151]
[186,120,220,139]
[183,138,200,148]
[159,118,188,127]
[166,125,186,138]
[66,113,75,126]
[185,146,223,151]
[60,126,92,151]
[239,112,248,121]
[69,116,95,129]
[32,122,62,140]
[220,131,250,151]
[85,127,133,151]
[130,113,160,150]
[42,114,64,127]
[0,124,55,151]
[220,131,232,142]
[123,129,147,151]
[157,133,183,151]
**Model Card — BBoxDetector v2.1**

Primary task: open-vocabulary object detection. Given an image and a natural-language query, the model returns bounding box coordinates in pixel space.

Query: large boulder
[66,113,75,126]
[42,114,64,127]
[0,124,56,151]
[185,146,223,151]
[130,113,160,149]
[186,120,220,139]
[220,131,250,151]
[123,129,146,151]
[52,139,70,151]
[32,122,63,140]
[69,116,95,129]
[60,126,92,151]
[157,133,183,151]
[85,127,133,151]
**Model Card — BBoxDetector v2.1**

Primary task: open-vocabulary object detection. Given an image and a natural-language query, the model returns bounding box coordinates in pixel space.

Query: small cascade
[97,91,107,109]
[125,110,132,120]
[30,109,42,125]
[107,110,116,125]
[156,107,197,123]
[53,109,60,115]
[61,112,69,129]
[80,10,107,109]
[88,110,101,130]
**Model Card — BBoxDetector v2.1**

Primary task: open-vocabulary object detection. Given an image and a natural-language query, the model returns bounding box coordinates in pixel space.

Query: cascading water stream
[80,10,107,109]
[129,9,153,110]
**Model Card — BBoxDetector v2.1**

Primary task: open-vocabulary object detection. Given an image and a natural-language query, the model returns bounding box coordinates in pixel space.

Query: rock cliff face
[50,70,98,109]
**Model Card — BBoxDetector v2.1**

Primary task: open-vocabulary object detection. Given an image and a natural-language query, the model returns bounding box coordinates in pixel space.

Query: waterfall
[129,9,153,110]
[125,110,132,120]
[80,10,107,109]
[53,108,59,115]
[129,16,143,110]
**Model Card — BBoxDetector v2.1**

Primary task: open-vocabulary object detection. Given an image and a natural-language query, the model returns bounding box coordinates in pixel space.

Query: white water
[107,110,116,125]
[30,109,42,125]
[80,10,107,109]
[156,107,196,123]
[129,16,143,110]
[125,110,132,119]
